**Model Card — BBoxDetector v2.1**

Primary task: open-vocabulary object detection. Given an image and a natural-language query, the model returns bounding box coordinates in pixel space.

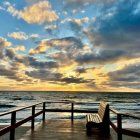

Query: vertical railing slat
[117,113,122,140]
[10,111,16,140]
[71,102,74,122]
[31,105,35,129]
[43,102,46,121]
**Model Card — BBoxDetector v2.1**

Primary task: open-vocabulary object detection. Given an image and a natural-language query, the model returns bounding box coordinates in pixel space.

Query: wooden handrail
[0,102,43,117]
[0,102,45,140]
[122,128,140,138]
[110,107,140,140]
[109,107,121,114]
[0,101,139,140]
[45,109,97,113]
[0,101,99,140]
[45,101,99,105]
[110,108,140,119]
[0,110,43,136]
[121,113,140,120]
[0,101,99,117]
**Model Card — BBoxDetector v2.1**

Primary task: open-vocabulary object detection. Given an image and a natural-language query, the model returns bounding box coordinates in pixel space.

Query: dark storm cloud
[25,69,92,84]
[30,36,84,55]
[15,55,59,69]
[60,76,92,84]
[28,59,59,69]
[30,36,85,66]
[42,37,83,49]
[84,0,140,62]
[5,49,15,60]
[75,49,126,64]
[25,69,62,81]
[75,68,87,74]
[74,66,95,75]
[0,65,24,81]
[106,63,140,89]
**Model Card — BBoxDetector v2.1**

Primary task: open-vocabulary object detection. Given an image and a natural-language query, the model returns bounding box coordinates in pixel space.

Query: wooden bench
[86,102,110,135]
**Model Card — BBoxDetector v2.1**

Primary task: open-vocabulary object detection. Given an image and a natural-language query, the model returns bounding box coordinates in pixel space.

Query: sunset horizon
[0,0,140,92]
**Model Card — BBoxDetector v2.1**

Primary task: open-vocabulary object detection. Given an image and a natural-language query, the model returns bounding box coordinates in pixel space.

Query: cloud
[60,17,90,35]
[0,37,12,49]
[0,64,25,81]
[75,49,126,64]
[29,45,48,54]
[8,32,28,40]
[29,34,39,39]
[74,66,95,74]
[14,45,26,52]
[28,60,59,69]
[60,76,92,84]
[8,32,39,40]
[68,17,89,34]
[45,25,57,33]
[5,49,15,60]
[0,37,12,59]
[25,69,62,82]
[0,6,5,11]
[75,68,87,74]
[29,37,83,54]
[65,0,114,4]
[25,69,92,84]
[6,1,59,24]
[15,55,59,69]
[30,37,86,67]
[63,0,115,12]
[4,46,26,60]
[83,0,140,63]
[106,63,140,89]
[62,17,89,25]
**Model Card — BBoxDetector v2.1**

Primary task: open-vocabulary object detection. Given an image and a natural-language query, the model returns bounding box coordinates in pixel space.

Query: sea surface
[0,91,140,128]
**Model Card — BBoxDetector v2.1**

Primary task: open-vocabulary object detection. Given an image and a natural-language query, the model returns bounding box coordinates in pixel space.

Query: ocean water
[0,91,140,128]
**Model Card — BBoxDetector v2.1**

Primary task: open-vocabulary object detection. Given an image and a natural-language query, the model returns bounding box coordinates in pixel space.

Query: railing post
[106,105,110,135]
[43,102,45,122]
[71,102,74,122]
[31,105,35,129]
[10,111,16,140]
[117,113,122,140]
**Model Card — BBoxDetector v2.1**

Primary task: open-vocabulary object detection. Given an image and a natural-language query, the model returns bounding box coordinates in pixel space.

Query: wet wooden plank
[19,120,113,140]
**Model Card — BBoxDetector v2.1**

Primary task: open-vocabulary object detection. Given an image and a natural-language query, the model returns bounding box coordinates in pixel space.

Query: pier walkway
[20,120,112,140]
[0,101,140,140]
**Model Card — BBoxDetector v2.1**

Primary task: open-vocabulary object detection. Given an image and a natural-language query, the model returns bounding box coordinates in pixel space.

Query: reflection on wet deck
[20,120,113,140]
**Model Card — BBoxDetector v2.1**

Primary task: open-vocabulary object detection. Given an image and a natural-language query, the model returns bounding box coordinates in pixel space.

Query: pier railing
[0,101,140,140]
[0,101,97,140]
[110,107,140,140]
[0,102,45,140]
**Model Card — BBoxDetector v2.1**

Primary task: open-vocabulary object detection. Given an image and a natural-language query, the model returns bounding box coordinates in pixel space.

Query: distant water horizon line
[0,90,140,94]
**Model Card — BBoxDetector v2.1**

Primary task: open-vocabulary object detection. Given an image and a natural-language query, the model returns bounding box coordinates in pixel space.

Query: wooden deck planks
[19,120,113,140]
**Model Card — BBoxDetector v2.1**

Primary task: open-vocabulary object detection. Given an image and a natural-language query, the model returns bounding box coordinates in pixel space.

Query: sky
[0,0,140,91]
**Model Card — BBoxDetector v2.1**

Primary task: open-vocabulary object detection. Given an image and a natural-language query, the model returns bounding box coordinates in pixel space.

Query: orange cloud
[8,31,39,40]
[6,1,59,24]
[8,32,28,40]
[0,37,12,48]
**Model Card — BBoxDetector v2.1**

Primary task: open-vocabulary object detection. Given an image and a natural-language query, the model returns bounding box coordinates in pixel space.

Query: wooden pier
[19,120,113,140]
[0,101,140,140]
